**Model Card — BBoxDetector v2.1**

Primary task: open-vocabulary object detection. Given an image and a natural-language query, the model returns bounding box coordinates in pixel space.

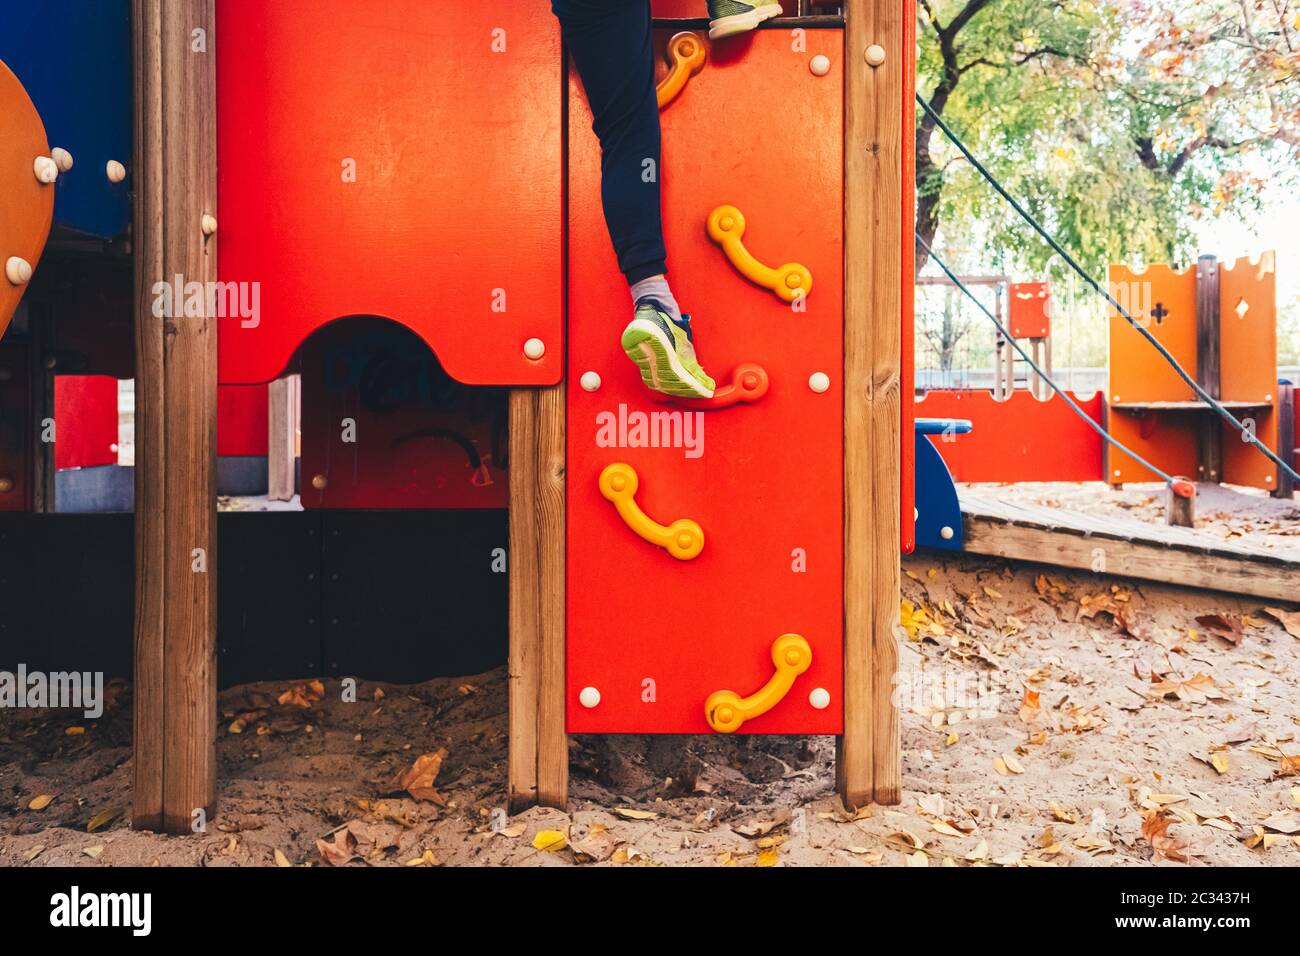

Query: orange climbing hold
[707,204,812,303]
[656,32,706,109]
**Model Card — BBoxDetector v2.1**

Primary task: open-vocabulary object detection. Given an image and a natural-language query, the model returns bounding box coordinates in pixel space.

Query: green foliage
[915,0,1300,370]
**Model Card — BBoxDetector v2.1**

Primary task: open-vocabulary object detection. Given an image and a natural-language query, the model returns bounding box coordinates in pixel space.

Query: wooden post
[1276,383,1295,499]
[1195,254,1222,482]
[1165,482,1195,527]
[840,0,908,809]
[132,0,219,834]
[267,374,298,501]
[507,385,567,812]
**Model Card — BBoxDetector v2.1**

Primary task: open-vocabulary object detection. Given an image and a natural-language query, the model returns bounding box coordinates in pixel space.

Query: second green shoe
[707,1,783,39]
[621,299,716,399]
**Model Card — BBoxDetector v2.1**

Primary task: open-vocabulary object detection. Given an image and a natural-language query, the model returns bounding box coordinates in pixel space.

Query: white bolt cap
[579,371,601,392]
[5,256,33,286]
[809,687,831,710]
[809,54,831,76]
[913,507,919,521]
[523,337,545,360]
[33,156,58,184]
[940,525,954,540]
[201,214,218,237]
[865,44,886,66]
[1112,395,1121,402]
[106,159,127,183]
[808,371,830,393]
[50,147,73,172]
[1113,469,1121,478]
[579,686,600,708]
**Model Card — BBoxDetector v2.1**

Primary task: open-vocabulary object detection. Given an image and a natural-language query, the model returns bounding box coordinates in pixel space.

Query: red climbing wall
[215,2,563,388]
[566,29,844,735]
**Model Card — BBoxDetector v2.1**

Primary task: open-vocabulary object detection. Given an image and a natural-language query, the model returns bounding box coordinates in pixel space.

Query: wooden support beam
[1276,383,1295,499]
[1195,254,1222,483]
[267,374,298,501]
[507,385,567,813]
[840,0,908,809]
[132,0,218,834]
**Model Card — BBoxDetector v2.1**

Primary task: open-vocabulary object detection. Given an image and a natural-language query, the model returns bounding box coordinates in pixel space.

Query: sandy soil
[1,551,1298,868]
[969,480,1300,555]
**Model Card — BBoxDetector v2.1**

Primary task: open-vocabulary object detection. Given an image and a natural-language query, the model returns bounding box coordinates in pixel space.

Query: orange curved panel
[0,58,54,341]
[1219,252,1276,405]
[216,2,562,386]
[1107,263,1196,406]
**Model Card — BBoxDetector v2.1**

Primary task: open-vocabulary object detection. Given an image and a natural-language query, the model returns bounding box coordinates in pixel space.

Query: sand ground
[2,546,1297,868]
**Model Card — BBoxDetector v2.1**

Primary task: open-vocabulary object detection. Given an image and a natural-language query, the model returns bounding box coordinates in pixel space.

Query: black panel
[321,510,508,683]
[216,511,323,689]
[0,514,135,677]
[0,510,509,687]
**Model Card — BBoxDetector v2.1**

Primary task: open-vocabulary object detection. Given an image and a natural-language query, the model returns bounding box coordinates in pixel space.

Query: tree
[915,0,1299,280]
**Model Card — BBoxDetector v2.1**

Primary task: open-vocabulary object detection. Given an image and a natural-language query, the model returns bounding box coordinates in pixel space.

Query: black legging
[552,0,668,285]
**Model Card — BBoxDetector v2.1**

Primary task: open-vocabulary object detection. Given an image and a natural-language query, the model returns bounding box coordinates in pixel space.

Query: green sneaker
[621,299,717,399]
[707,0,782,39]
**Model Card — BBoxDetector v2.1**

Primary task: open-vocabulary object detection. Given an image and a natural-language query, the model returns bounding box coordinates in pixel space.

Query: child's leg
[552,0,667,287]
[553,0,716,398]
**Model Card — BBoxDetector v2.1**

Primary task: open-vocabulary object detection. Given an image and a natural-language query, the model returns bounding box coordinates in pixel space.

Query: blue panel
[914,433,964,551]
[915,417,972,436]
[0,0,132,238]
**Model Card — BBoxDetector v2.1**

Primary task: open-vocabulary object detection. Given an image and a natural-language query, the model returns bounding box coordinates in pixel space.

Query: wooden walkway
[959,493,1300,603]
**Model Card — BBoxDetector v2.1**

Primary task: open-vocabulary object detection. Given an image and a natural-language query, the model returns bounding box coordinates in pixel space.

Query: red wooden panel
[1008,281,1050,340]
[53,375,117,470]
[914,389,1104,483]
[217,384,268,458]
[567,30,843,735]
[215,2,562,387]
[1106,408,1198,485]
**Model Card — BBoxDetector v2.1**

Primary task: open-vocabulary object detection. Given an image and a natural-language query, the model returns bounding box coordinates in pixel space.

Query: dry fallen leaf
[27,794,55,811]
[1261,607,1300,639]
[316,826,359,867]
[274,849,293,867]
[86,807,125,833]
[390,748,448,804]
[613,807,658,821]
[571,823,618,863]
[1141,811,1191,864]
[1195,614,1243,645]
[1018,687,1041,725]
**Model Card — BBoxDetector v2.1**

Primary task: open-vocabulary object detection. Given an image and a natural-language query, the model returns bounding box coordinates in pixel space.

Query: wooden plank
[132,0,218,834]
[507,385,567,813]
[839,0,907,809]
[960,492,1298,560]
[267,375,297,501]
[963,513,1298,602]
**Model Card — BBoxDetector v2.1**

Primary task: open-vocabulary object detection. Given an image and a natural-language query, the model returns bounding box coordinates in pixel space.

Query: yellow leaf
[532,829,568,852]
[274,849,292,867]
[755,848,779,867]
[28,794,55,811]
[907,850,929,866]
[83,846,103,859]
[1210,754,1230,775]
[65,726,85,736]
[86,807,125,833]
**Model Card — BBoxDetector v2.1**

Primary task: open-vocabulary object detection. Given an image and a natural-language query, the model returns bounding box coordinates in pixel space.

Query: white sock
[630,276,683,324]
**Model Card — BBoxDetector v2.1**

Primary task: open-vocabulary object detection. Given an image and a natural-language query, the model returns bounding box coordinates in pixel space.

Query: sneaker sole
[708,3,783,39]
[621,319,715,399]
